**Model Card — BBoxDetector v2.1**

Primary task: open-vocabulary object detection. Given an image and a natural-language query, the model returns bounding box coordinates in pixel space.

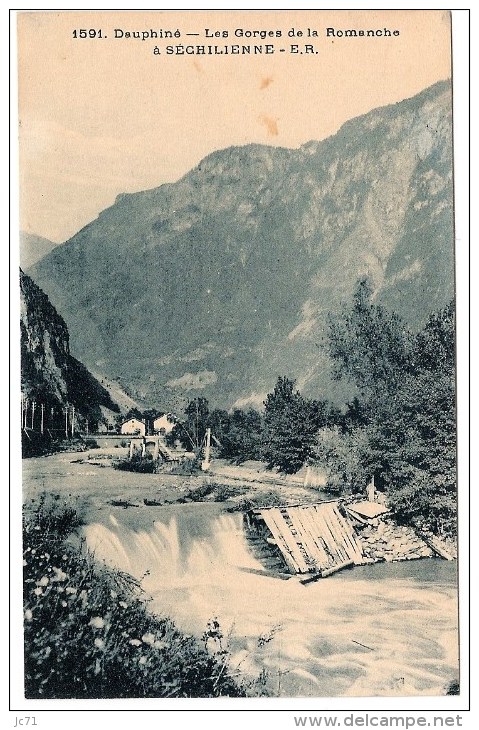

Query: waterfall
[83,506,458,697]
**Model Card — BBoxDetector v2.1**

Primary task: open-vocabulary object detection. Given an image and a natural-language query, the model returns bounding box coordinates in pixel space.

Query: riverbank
[22,448,330,523]
[22,448,459,697]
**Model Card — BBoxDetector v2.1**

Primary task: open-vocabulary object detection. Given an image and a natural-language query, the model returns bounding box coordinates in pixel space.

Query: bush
[113,454,156,474]
[183,482,216,502]
[23,496,244,699]
[212,483,245,502]
[23,492,87,540]
[83,438,99,449]
[168,458,201,476]
[228,490,285,513]
[175,482,247,504]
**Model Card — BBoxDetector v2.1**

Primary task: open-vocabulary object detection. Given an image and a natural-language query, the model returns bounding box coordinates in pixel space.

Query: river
[83,502,458,698]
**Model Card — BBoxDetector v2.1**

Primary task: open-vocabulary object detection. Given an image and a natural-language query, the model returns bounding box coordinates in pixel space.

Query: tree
[262,377,319,474]
[328,277,412,398]
[313,426,369,494]
[326,282,456,536]
[168,397,210,452]
[219,408,263,463]
[207,408,231,449]
[371,302,456,535]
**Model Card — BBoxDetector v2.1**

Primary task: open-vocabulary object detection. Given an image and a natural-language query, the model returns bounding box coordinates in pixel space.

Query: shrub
[23,492,87,540]
[168,458,201,476]
[113,454,156,474]
[176,482,247,504]
[228,490,285,513]
[184,482,216,502]
[212,483,246,502]
[83,438,99,449]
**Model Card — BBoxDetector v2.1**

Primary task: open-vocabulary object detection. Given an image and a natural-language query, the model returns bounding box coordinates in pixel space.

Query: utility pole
[65,406,69,438]
[195,399,199,450]
[31,401,36,430]
[71,406,75,437]
[40,404,44,435]
[201,427,211,471]
[24,399,28,429]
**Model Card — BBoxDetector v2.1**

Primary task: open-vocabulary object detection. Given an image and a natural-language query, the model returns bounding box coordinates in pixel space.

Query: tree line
[166,278,456,537]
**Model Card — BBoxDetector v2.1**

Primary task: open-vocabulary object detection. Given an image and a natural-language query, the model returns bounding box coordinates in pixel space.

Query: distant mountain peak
[20,231,60,271]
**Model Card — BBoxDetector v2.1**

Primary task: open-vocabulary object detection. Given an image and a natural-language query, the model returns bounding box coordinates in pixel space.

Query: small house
[153,413,175,437]
[120,417,146,437]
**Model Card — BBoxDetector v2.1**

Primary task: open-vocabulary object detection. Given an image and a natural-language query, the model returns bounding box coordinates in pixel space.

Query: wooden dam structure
[245,501,364,579]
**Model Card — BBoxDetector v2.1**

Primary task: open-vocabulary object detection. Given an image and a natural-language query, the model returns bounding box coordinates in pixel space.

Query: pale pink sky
[18,9,451,243]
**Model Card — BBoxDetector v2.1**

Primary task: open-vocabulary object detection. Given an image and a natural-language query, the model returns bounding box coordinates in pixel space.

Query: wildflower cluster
[23,492,243,699]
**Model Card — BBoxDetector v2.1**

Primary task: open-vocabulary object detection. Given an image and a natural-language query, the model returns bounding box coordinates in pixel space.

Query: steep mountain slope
[20,269,119,425]
[20,232,59,270]
[30,81,453,410]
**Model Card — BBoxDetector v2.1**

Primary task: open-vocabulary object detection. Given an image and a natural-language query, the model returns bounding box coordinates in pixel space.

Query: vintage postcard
[13,7,469,717]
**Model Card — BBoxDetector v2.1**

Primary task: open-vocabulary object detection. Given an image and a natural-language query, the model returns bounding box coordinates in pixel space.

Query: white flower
[94,638,105,649]
[129,639,141,647]
[119,601,128,609]
[37,576,49,587]
[65,587,77,595]
[33,587,42,596]
[24,609,33,621]
[52,567,68,582]
[141,632,155,645]
[89,616,105,629]
[138,656,147,665]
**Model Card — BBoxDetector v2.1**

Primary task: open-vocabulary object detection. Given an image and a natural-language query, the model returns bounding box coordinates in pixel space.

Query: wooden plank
[295,506,330,567]
[345,506,369,525]
[267,508,310,573]
[320,560,354,577]
[293,506,331,568]
[327,505,358,563]
[260,509,309,573]
[308,506,334,561]
[418,532,455,561]
[316,504,348,564]
[259,510,299,573]
[287,507,325,571]
[309,506,341,565]
[322,504,353,565]
[331,504,364,564]
[324,507,351,562]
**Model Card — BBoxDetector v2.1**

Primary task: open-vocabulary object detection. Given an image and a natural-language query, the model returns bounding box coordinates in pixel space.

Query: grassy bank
[23,492,244,699]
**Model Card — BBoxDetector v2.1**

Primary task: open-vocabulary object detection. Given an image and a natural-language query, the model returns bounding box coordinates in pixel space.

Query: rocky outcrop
[20,269,119,424]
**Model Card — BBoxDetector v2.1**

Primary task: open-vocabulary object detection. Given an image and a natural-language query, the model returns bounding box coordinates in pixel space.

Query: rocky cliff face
[20,269,118,421]
[29,80,453,410]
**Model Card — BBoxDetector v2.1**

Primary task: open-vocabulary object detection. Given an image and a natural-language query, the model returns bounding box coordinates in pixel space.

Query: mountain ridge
[29,80,454,411]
